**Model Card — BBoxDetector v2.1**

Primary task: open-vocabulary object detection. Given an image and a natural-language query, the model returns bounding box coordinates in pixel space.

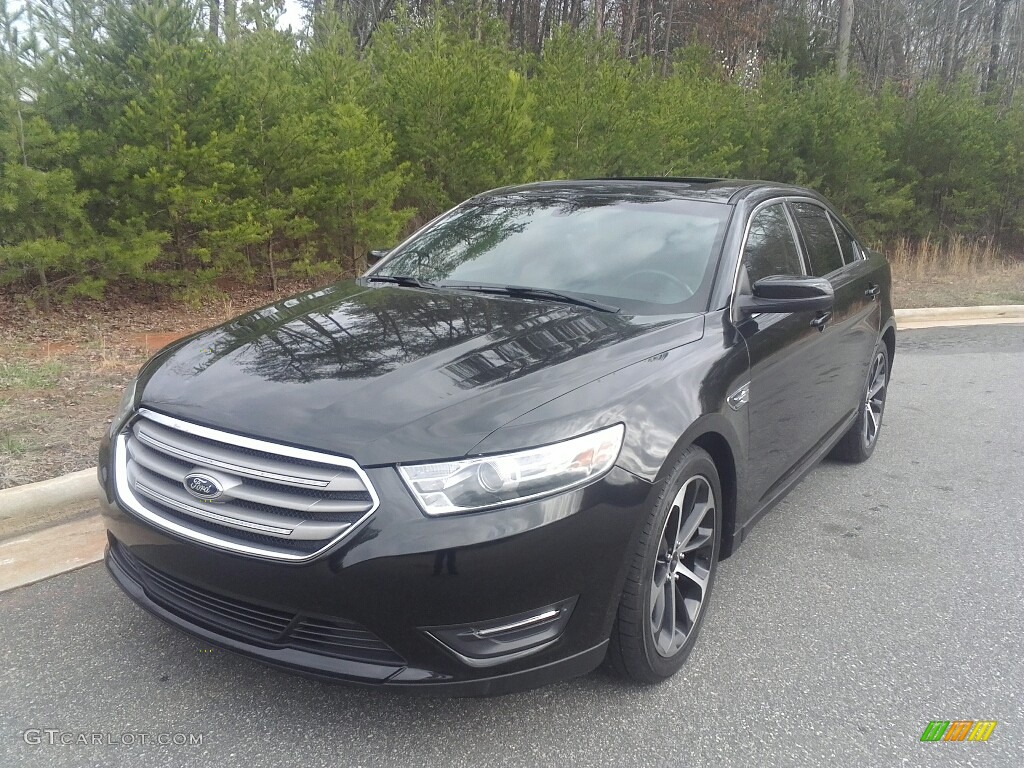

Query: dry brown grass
[0,344,147,489]
[888,236,1024,308]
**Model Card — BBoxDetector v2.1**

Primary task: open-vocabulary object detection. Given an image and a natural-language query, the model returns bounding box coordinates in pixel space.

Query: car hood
[138,281,704,465]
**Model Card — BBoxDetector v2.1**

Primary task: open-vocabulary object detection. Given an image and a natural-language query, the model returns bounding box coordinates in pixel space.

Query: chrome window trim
[781,202,810,274]
[112,408,380,563]
[728,196,809,324]
[823,212,847,263]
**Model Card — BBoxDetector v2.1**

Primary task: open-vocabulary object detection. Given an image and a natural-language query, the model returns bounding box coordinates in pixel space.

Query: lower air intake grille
[111,541,404,666]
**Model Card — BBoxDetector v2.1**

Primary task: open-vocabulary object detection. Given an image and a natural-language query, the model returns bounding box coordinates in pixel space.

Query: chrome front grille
[113,408,379,561]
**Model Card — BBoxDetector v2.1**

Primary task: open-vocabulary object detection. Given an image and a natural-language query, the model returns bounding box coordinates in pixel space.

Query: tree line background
[3,0,1024,309]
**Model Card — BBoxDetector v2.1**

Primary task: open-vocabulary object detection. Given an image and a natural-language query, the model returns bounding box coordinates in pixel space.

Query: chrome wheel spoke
[669,482,697,549]
[681,594,701,625]
[662,581,677,651]
[676,498,710,551]
[650,575,667,629]
[681,525,713,553]
[648,474,717,658]
[674,558,709,593]
[652,579,677,655]
[862,352,887,446]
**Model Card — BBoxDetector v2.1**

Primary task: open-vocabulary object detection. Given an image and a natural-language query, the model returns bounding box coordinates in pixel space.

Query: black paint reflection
[442,309,640,388]
[175,280,648,389]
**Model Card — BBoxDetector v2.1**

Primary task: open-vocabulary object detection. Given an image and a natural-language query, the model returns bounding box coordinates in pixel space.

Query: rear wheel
[830,343,889,463]
[608,446,721,684]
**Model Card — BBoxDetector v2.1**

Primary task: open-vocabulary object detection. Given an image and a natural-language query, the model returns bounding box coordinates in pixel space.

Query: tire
[607,445,722,684]
[830,342,890,463]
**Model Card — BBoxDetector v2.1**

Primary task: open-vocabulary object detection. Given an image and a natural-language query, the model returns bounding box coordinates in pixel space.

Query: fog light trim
[423,597,577,669]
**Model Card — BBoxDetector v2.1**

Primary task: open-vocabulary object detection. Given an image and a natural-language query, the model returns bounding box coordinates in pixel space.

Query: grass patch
[1,434,28,457]
[0,360,64,390]
[887,236,1024,308]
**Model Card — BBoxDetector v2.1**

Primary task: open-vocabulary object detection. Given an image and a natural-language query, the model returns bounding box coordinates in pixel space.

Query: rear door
[828,210,883,374]
[734,202,834,505]
[788,201,880,431]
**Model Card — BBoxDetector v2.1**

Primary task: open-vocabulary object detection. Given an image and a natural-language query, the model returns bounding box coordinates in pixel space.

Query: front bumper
[98,437,654,696]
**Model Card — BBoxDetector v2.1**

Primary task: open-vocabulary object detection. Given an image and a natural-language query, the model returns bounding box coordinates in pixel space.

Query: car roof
[475,178,820,205]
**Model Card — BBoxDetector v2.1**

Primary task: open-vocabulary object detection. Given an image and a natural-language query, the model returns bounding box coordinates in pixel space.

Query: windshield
[374,193,732,314]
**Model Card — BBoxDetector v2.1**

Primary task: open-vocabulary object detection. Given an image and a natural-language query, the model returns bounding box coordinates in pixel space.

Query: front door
[734,202,835,505]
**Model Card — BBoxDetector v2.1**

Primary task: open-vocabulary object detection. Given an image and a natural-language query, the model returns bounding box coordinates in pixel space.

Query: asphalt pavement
[1,324,1022,768]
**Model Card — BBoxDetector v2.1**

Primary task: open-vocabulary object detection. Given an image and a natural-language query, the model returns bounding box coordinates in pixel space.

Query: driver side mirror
[367,249,390,267]
[735,275,834,315]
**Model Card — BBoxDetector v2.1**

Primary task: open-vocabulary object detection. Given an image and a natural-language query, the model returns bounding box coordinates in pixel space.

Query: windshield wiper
[450,283,620,313]
[364,277,620,312]
[363,274,436,289]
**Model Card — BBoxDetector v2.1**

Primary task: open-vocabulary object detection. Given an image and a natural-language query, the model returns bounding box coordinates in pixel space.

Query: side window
[791,202,844,276]
[829,212,860,264]
[742,204,804,286]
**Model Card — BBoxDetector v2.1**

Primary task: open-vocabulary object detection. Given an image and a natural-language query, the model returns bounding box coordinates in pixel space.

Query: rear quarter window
[829,212,861,265]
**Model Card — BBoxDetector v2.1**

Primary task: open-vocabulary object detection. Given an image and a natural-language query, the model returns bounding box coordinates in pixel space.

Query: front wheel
[607,446,722,684]
[830,342,890,463]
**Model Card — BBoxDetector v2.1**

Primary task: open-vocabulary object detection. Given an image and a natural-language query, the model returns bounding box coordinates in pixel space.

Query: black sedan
[98,178,895,695]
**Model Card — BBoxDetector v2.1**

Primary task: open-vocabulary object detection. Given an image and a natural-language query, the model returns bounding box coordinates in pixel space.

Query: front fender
[470,315,748,487]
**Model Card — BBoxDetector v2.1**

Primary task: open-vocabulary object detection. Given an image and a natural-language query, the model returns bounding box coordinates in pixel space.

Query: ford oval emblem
[183,472,224,501]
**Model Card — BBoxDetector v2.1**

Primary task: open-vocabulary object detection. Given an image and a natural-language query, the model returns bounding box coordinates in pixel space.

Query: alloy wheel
[649,475,717,658]
[863,350,888,447]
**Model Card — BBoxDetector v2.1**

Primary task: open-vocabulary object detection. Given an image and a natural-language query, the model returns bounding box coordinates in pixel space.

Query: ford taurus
[98,178,895,695]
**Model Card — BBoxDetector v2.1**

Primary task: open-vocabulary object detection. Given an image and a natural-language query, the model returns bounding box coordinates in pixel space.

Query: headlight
[109,376,138,437]
[398,424,625,516]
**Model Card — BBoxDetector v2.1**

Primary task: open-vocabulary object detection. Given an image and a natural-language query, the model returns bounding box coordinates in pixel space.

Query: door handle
[810,311,832,331]
[864,284,880,299]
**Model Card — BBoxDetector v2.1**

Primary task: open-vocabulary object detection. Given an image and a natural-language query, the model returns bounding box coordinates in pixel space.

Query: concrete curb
[0,468,101,528]
[895,305,1024,329]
